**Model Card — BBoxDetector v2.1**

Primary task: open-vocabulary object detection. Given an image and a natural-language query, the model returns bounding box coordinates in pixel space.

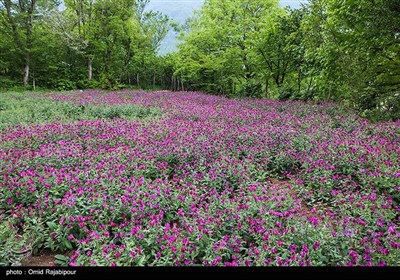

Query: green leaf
[137,255,146,266]
[64,240,73,250]
[55,255,70,261]
[46,222,57,230]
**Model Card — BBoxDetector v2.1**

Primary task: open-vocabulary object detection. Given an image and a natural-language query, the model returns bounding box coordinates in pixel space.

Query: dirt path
[21,250,57,266]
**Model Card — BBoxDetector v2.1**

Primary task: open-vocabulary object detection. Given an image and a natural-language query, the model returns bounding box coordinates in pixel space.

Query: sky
[148,0,306,7]
[147,0,308,54]
[148,0,308,22]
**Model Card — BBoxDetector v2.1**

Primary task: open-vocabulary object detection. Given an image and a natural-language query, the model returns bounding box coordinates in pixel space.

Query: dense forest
[0,0,172,89]
[1,0,399,121]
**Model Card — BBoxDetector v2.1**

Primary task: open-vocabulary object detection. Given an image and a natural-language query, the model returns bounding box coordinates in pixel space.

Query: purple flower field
[1,90,399,266]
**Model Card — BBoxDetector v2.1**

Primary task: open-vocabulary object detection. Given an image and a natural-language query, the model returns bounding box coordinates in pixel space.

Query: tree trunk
[297,68,302,94]
[172,77,176,91]
[88,58,93,81]
[136,73,140,87]
[307,77,313,94]
[124,41,131,85]
[265,77,269,98]
[32,70,35,90]
[23,58,30,87]
[24,0,35,87]
[153,72,156,87]
[3,0,32,86]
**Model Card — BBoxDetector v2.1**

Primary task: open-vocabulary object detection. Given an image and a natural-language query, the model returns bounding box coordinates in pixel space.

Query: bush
[277,85,295,101]
[0,76,20,89]
[362,92,400,122]
[86,104,159,120]
[54,79,77,91]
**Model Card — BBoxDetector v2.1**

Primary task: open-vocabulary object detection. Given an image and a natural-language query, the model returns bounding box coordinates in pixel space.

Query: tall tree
[0,0,172,90]
[0,0,58,86]
[302,0,400,118]
[132,0,170,87]
[64,0,96,82]
[176,0,282,96]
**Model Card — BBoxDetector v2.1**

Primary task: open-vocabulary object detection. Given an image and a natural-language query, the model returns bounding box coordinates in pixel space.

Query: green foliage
[1,0,399,121]
[54,79,77,91]
[0,77,20,89]
[54,255,71,266]
[173,0,399,121]
[0,91,160,130]
[0,0,173,90]
[175,0,282,96]
[300,0,400,119]
[0,219,32,266]
[267,152,301,179]
[87,104,159,120]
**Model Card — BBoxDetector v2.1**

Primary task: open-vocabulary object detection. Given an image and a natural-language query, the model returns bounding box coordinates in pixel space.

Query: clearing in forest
[0,90,399,266]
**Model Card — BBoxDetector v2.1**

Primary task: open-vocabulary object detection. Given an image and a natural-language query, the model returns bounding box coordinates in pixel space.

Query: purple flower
[349,250,358,263]
[313,241,320,250]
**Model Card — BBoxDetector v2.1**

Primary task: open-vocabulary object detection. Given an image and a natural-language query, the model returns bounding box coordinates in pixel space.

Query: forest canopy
[0,0,171,89]
[1,0,399,121]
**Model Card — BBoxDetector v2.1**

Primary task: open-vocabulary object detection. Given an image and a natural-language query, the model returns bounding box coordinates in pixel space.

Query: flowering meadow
[0,90,399,266]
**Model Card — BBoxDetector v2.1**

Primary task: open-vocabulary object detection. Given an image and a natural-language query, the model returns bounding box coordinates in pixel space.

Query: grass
[0,91,160,130]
